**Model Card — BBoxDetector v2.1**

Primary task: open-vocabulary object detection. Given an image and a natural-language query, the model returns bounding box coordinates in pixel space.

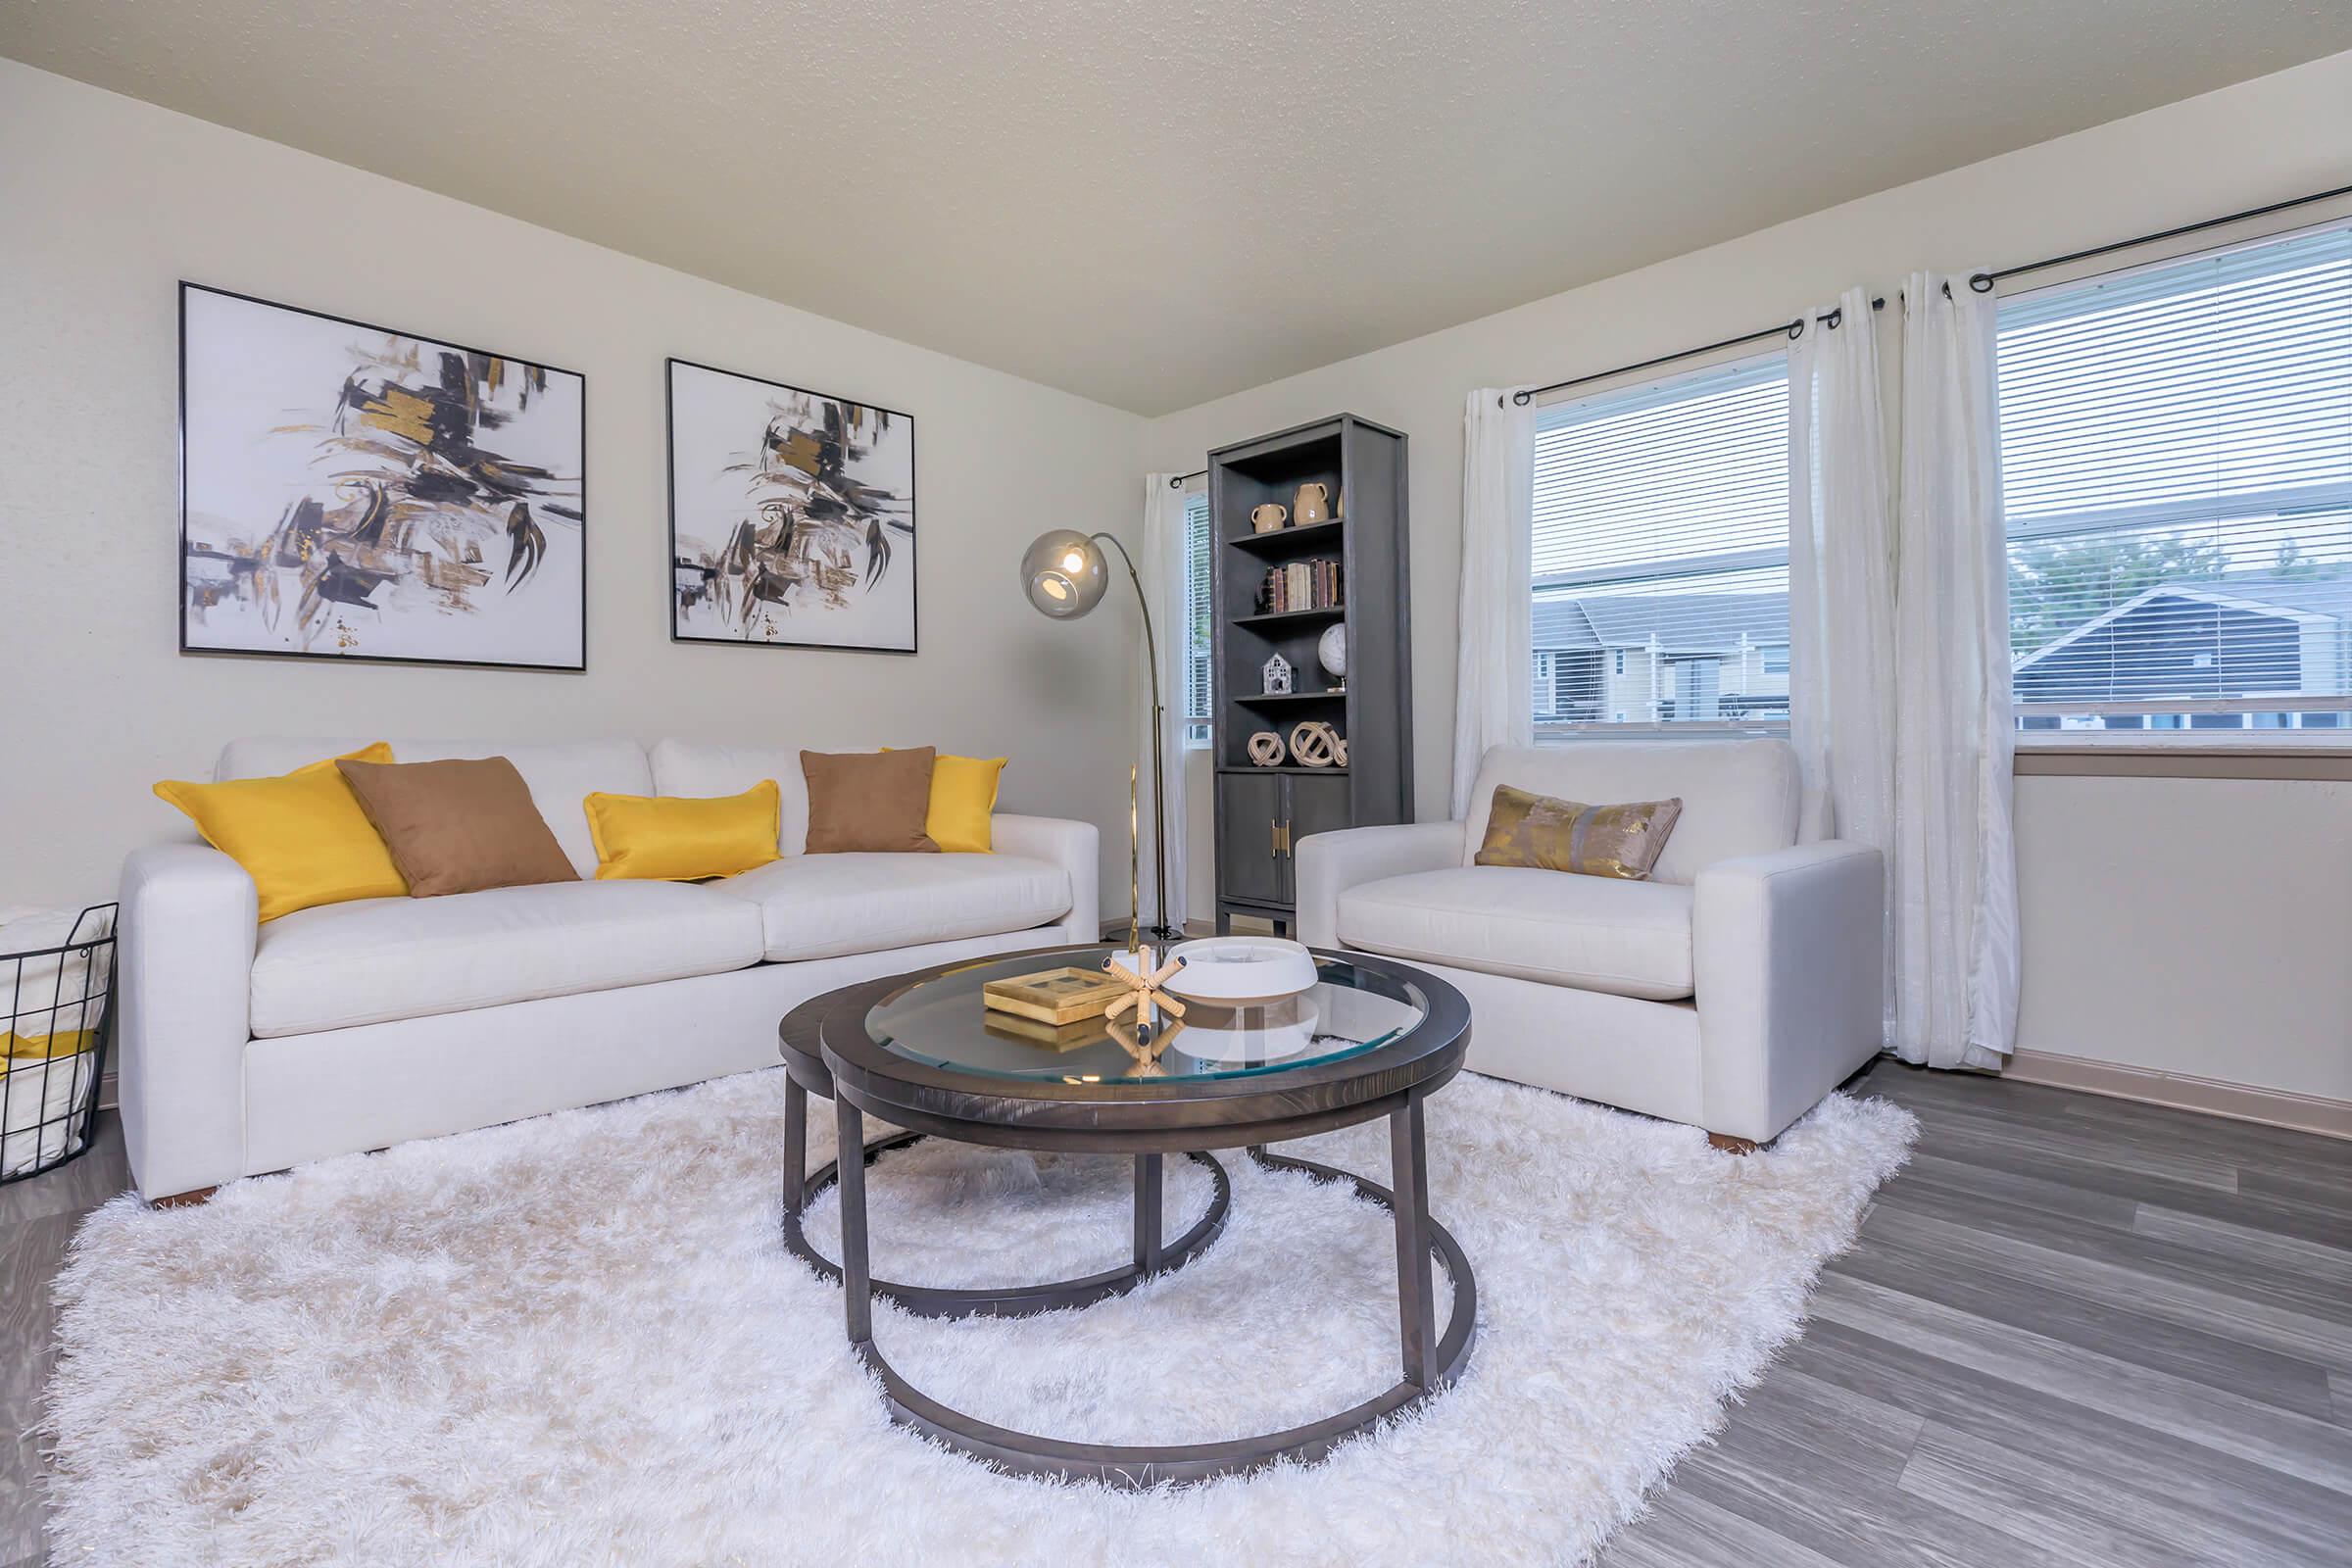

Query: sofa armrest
[1693,839,1885,1144]
[991,813,1100,943]
[118,844,258,1200]
[1295,821,1466,948]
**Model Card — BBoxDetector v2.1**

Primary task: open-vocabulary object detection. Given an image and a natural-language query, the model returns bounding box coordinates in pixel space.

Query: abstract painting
[179,283,586,670]
[666,358,916,653]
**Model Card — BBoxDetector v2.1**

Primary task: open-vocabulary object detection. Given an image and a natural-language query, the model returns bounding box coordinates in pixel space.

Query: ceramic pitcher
[1250,502,1288,533]
[1293,482,1334,524]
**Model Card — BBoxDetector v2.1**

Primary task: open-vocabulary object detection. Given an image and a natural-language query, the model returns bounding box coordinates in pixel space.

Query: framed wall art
[667,357,916,654]
[178,283,587,671]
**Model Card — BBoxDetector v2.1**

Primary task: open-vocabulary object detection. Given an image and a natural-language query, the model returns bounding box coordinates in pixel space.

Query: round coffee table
[775,943,1475,1489]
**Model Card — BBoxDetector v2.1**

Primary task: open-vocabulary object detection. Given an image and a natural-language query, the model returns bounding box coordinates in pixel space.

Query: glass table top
[865,946,1428,1085]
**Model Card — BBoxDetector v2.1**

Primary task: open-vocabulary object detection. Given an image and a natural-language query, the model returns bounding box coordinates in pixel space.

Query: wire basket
[1,904,116,1185]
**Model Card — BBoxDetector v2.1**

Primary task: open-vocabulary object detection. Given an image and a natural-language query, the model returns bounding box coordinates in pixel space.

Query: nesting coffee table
[776,943,1475,1489]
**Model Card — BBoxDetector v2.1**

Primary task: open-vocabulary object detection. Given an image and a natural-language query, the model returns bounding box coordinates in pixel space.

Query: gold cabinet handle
[1271,819,1281,858]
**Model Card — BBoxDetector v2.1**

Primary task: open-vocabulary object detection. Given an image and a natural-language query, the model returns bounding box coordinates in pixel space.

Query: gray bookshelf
[1208,414,1411,934]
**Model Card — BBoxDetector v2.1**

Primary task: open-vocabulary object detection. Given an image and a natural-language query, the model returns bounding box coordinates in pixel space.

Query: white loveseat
[1296,739,1882,1146]
[117,737,1098,1201]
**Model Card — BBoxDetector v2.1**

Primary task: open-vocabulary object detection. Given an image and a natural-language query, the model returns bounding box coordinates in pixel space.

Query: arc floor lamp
[1020,528,1181,944]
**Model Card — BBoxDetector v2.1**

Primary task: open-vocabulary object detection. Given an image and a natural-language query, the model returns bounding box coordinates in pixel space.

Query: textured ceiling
[7,1,2350,414]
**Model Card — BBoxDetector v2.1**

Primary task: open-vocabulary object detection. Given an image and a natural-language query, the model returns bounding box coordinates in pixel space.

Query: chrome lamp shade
[1020,529,1111,619]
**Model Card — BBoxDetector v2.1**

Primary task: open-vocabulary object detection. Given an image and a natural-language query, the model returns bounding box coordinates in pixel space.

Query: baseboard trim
[2002,1051,2352,1141]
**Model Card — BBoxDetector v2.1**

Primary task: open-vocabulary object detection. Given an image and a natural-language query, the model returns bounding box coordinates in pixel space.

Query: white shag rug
[44,1069,1913,1567]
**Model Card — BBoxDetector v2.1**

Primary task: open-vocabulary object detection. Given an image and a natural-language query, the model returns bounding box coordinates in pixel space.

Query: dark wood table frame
[778,947,1476,1490]
[777,1061,1234,1321]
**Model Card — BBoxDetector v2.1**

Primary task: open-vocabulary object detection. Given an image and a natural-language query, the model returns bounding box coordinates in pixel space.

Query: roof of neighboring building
[2012,573,2352,670]
[1532,574,2352,662]
[2177,575,2352,618]
[1534,592,1788,653]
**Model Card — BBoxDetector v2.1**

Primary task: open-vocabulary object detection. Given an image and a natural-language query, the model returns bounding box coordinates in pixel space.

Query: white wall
[0,62,1145,911]
[2014,775,2351,1103]
[1151,50,2352,1102]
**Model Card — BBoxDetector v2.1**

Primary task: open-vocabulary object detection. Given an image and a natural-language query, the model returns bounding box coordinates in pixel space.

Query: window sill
[2014,743,2352,781]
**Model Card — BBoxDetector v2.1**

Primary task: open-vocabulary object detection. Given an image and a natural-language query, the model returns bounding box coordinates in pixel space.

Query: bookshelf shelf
[1232,607,1345,627]
[1226,517,1348,554]
[1214,765,1350,777]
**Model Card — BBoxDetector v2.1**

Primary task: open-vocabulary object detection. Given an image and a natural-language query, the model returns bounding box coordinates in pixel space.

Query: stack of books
[1255,558,1344,615]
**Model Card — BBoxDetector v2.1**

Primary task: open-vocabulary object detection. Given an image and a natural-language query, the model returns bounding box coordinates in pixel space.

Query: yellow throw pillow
[154,743,406,921]
[886,750,1005,853]
[586,781,781,881]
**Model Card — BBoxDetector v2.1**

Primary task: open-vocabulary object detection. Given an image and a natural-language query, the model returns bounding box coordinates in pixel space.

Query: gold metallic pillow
[1474,785,1683,881]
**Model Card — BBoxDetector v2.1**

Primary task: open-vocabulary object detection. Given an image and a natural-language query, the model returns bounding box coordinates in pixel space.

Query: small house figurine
[1261,652,1293,696]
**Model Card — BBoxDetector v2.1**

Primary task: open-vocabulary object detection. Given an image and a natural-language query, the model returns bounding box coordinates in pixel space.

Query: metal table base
[779,1074,1232,1320]
[829,1091,1477,1490]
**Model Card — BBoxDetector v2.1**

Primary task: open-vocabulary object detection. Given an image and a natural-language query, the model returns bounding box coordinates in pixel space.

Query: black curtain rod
[1505,181,2351,408]
[1966,180,2352,293]
[1508,298,1884,407]
[1166,467,1206,488]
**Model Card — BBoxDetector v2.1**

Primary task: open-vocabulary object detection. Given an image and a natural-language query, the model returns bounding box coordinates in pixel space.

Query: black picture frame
[177,280,589,674]
[665,356,919,656]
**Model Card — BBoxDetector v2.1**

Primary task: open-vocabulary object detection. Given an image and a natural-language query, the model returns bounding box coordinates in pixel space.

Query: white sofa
[117,736,1099,1202]
[1297,739,1883,1147]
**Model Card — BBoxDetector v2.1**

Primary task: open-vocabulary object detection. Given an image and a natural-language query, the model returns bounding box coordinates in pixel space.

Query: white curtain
[1787,286,1896,1034]
[1891,275,2021,1069]
[1452,389,1537,817]
[1136,474,1192,935]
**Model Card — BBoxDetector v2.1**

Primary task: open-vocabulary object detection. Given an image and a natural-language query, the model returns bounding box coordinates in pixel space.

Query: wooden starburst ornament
[1102,951,1188,1023]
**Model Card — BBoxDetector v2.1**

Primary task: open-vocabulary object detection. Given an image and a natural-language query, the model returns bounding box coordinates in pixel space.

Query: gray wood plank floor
[1598,1062,2352,1568]
[3,1065,2346,1565]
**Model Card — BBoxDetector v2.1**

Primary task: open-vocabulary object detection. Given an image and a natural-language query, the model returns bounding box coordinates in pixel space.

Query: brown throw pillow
[802,748,941,854]
[335,758,578,897]
[1474,784,1683,882]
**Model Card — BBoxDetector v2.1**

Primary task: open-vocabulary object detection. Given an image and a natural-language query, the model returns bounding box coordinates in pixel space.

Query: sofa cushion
[219,738,653,880]
[1336,866,1694,1001]
[715,853,1072,962]
[249,881,764,1037]
[1459,739,1799,886]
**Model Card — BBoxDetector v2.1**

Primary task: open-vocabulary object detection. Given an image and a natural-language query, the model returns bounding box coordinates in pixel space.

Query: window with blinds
[1998,220,2352,737]
[1182,487,1212,742]
[1530,351,1791,733]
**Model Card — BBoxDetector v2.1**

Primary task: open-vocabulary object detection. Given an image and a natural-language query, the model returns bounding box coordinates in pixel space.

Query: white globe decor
[1317,622,1348,684]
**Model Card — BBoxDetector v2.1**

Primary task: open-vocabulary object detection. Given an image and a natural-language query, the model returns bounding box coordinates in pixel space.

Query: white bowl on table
[1161,937,1319,1004]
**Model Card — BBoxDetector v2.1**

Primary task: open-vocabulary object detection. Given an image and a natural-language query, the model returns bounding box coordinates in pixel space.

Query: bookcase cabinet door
[1286,772,1353,854]
[1216,772,1287,908]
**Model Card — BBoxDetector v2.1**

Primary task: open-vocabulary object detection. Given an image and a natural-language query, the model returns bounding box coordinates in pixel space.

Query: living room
[1,5,2346,1563]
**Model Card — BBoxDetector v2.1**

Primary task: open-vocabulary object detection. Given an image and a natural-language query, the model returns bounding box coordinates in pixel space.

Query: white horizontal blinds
[1182,488,1213,731]
[1530,352,1792,729]
[1998,221,2352,733]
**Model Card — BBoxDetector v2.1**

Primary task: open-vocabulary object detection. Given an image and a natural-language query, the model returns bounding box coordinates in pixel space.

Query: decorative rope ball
[1289,720,1341,768]
[1248,730,1288,767]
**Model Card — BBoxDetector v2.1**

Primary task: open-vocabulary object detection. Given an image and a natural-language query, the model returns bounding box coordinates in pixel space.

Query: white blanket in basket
[2,1053,94,1176]
[1,906,109,1177]
[2,905,112,1053]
